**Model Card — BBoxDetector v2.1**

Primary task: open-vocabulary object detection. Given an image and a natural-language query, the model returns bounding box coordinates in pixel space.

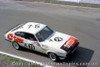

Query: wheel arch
[47,50,58,56]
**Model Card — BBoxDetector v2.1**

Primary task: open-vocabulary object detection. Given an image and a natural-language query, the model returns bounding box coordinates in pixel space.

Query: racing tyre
[48,53,59,62]
[12,42,21,50]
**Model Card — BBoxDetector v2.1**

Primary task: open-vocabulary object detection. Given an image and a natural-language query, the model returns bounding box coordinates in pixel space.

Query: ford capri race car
[5,22,79,62]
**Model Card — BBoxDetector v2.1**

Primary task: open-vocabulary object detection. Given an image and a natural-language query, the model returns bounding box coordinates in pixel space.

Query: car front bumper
[59,42,79,59]
[66,42,79,57]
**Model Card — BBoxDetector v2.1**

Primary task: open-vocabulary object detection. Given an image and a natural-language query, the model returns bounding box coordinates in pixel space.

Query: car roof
[15,22,46,35]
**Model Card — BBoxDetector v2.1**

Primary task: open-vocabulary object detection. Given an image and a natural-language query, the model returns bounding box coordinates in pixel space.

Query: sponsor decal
[36,44,40,46]
[8,33,13,40]
[8,33,24,43]
[41,48,47,52]
[33,42,40,46]
[66,37,78,48]
[66,39,74,48]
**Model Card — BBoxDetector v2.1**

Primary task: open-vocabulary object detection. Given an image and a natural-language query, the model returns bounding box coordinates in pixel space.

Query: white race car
[5,22,79,62]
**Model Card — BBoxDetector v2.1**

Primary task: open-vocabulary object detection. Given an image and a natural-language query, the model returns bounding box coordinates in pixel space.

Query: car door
[15,32,36,50]
[23,32,43,52]
[14,32,25,47]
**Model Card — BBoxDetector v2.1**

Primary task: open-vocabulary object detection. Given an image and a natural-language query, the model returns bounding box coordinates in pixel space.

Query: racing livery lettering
[28,25,33,29]
[41,48,47,52]
[35,24,40,28]
[36,44,40,46]
[49,39,53,42]
[14,36,24,43]
[66,37,78,47]
[66,39,74,48]
[24,43,35,50]
[28,44,33,49]
[8,33,24,43]
[8,33,13,40]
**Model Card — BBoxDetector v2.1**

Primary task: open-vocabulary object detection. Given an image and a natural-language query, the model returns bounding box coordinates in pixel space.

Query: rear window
[11,24,23,32]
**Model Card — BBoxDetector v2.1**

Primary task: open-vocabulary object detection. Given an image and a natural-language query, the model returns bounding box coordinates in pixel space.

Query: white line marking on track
[0,51,54,67]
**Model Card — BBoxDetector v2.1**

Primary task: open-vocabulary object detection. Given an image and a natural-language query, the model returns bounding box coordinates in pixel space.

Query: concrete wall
[80,0,100,4]
[57,0,100,4]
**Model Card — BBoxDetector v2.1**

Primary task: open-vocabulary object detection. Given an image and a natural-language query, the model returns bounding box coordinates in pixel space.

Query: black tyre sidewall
[49,53,59,62]
[12,42,20,50]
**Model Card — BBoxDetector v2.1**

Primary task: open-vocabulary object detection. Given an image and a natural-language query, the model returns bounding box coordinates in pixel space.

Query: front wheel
[48,53,59,62]
[12,42,21,50]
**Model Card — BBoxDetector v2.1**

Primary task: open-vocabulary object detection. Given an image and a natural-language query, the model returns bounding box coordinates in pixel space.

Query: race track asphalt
[0,1,100,67]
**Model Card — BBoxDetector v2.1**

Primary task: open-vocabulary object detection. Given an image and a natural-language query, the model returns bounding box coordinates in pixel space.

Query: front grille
[61,42,79,52]
[66,42,79,56]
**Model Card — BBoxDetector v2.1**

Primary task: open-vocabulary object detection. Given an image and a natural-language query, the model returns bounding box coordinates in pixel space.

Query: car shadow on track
[19,46,94,67]
[19,47,48,57]
[57,46,94,67]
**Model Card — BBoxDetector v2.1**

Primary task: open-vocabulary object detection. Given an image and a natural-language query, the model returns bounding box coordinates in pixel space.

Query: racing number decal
[8,33,24,43]
[24,43,35,50]
[28,44,32,49]
[54,37,63,42]
[35,24,40,28]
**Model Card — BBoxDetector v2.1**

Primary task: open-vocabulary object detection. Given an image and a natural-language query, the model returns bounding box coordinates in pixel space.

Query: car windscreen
[36,26,54,42]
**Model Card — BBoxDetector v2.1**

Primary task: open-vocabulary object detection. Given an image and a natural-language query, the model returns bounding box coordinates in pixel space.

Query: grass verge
[15,0,100,8]
[0,54,42,67]
[48,1,100,8]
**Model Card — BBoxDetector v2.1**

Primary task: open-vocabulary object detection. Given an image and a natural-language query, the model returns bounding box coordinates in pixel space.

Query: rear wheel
[12,42,21,50]
[48,52,59,62]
